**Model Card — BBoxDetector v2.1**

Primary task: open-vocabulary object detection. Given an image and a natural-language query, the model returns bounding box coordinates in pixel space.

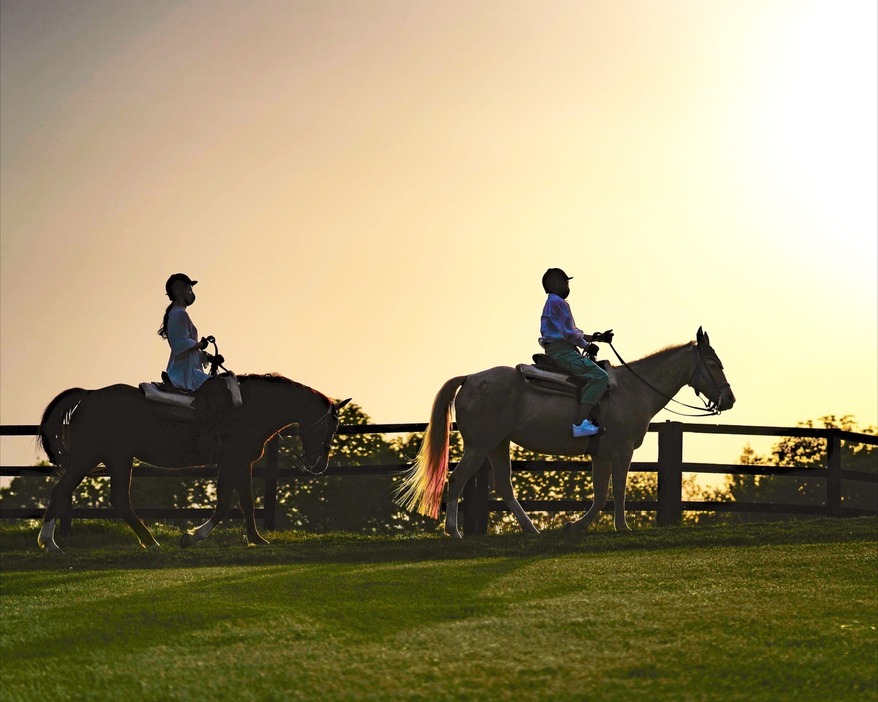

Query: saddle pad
[140,382,196,409]
[518,364,581,388]
[516,362,618,394]
[139,374,243,409]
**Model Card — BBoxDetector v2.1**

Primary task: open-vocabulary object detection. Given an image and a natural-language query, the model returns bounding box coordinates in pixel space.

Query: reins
[605,342,723,418]
[274,405,336,475]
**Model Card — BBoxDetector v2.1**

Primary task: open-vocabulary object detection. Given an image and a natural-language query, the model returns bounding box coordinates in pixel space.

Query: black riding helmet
[542,268,572,296]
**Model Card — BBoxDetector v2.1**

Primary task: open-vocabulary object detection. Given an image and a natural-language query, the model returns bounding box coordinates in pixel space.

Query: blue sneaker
[572,419,600,438]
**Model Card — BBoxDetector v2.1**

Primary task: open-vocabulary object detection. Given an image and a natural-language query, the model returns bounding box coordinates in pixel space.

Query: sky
[2,0,876,472]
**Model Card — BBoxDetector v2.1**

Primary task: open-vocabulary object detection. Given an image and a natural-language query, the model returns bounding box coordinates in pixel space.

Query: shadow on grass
[1,517,875,574]
[3,556,532,655]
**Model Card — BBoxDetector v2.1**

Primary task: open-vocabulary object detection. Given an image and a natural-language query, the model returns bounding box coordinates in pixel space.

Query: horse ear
[334,398,352,411]
[697,327,710,346]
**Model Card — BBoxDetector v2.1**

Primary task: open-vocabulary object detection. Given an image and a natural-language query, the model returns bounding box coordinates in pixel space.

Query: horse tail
[396,375,468,519]
[38,388,89,468]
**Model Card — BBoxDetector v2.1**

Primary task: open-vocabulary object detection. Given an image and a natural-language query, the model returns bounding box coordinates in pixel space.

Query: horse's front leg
[236,464,269,546]
[565,456,611,532]
[181,462,236,548]
[611,450,634,532]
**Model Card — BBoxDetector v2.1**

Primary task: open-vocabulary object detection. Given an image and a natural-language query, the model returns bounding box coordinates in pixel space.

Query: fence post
[263,436,279,531]
[657,421,683,527]
[462,459,491,536]
[826,430,842,516]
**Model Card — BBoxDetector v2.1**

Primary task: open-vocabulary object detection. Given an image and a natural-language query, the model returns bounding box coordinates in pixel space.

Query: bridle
[606,341,729,417]
[275,404,337,475]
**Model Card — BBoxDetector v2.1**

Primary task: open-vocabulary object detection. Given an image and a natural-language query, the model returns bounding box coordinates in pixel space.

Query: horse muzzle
[717,385,736,411]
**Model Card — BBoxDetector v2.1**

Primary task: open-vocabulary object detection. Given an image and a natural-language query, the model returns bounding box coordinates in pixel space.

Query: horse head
[298,397,351,473]
[691,327,736,411]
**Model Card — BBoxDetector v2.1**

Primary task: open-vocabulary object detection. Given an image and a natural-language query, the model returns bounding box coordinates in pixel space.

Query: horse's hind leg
[38,459,95,553]
[108,457,160,549]
[489,442,538,534]
[444,448,488,539]
[566,456,611,532]
[236,465,269,546]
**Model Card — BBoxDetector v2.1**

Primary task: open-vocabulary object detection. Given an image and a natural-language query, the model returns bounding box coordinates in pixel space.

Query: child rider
[539,268,612,438]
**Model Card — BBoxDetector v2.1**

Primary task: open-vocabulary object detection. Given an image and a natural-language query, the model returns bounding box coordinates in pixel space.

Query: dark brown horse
[398,328,735,536]
[37,375,349,552]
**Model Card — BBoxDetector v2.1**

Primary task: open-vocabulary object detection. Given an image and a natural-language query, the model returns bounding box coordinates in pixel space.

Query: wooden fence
[1,422,876,535]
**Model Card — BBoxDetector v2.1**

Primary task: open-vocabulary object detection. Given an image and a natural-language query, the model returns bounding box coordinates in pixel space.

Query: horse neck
[623,344,696,416]
[246,380,329,431]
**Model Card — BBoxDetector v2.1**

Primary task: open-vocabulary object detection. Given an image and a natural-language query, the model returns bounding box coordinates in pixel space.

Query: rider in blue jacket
[539,268,611,437]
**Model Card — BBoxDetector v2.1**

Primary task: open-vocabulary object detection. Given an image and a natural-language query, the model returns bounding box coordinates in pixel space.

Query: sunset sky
[2,0,876,470]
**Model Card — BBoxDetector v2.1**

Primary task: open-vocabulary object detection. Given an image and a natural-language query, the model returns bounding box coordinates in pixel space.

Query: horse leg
[38,459,95,553]
[108,457,161,550]
[489,442,539,534]
[565,456,611,532]
[444,448,488,539]
[181,462,236,548]
[236,465,269,546]
[611,450,634,532]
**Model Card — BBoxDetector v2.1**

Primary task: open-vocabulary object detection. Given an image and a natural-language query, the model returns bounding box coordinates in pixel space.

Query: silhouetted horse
[37,374,349,552]
[398,328,735,536]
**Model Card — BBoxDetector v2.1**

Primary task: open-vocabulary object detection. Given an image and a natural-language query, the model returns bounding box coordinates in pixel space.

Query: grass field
[1,518,876,702]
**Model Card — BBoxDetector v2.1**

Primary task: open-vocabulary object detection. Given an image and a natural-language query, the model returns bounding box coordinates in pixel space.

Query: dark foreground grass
[1,518,876,702]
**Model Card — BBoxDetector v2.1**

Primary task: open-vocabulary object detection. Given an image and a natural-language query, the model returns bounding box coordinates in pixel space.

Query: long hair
[157,301,174,339]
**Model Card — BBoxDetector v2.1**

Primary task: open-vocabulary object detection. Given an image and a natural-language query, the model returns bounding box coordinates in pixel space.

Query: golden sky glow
[2,0,876,468]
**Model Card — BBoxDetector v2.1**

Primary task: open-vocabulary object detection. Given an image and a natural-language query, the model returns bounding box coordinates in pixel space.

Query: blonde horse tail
[396,375,468,519]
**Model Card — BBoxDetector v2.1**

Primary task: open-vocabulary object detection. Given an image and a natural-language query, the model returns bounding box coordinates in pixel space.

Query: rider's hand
[592,329,614,343]
[199,337,210,350]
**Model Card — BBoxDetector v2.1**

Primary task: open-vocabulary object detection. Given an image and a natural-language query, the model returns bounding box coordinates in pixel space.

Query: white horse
[398,328,735,537]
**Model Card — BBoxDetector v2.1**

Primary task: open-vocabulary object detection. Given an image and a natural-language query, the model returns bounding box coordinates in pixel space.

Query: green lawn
[1,518,876,702]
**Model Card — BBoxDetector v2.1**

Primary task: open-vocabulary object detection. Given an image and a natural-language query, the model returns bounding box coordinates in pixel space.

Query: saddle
[139,373,243,412]
[516,355,617,398]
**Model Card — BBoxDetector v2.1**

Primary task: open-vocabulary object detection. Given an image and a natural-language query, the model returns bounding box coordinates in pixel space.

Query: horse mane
[236,373,330,405]
[624,342,695,370]
[637,342,694,362]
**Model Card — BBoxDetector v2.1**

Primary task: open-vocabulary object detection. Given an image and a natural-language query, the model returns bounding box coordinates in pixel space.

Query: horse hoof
[245,536,270,547]
[180,532,196,549]
[563,522,576,531]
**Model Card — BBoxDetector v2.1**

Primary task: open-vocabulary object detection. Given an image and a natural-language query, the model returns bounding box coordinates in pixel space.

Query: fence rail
[2,421,876,535]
